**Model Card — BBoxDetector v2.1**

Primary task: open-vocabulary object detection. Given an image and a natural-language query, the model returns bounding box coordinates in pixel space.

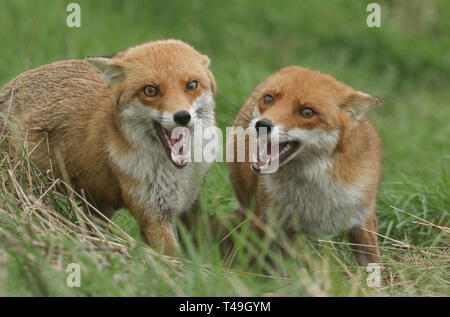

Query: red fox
[227,66,382,266]
[0,39,217,254]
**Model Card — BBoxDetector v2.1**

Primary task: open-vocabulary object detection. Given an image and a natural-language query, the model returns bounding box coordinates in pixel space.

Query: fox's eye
[263,94,274,105]
[299,107,316,118]
[187,80,199,91]
[143,85,158,97]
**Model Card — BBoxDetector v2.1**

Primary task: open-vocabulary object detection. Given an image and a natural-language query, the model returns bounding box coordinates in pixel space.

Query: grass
[0,0,449,296]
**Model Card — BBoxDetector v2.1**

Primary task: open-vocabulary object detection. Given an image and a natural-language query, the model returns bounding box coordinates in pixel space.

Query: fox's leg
[120,185,177,255]
[220,133,259,257]
[139,213,177,255]
[349,208,381,267]
[228,161,258,212]
[218,178,267,264]
[178,198,215,248]
[93,201,117,219]
[247,180,270,236]
[217,161,257,256]
[178,198,200,231]
[227,129,258,212]
[220,161,259,244]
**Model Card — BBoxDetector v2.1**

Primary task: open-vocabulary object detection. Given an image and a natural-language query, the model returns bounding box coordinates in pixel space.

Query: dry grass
[0,137,448,296]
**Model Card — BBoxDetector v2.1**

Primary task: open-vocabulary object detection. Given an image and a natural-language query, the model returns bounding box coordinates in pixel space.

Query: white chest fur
[264,155,370,236]
[110,139,209,219]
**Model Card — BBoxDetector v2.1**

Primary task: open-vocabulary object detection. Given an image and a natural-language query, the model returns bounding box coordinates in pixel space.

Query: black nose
[173,111,191,126]
[255,119,273,135]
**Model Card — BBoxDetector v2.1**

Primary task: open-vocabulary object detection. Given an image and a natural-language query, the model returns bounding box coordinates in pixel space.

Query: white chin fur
[287,128,339,153]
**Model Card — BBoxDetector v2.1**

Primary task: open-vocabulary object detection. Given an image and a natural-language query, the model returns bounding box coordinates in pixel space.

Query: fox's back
[0,60,118,198]
[0,60,112,133]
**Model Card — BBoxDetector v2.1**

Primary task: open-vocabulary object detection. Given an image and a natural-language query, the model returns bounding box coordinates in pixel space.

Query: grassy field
[0,0,449,296]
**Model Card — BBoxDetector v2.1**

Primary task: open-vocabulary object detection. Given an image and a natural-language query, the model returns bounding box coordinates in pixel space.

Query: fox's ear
[200,54,211,68]
[85,56,124,87]
[340,91,382,120]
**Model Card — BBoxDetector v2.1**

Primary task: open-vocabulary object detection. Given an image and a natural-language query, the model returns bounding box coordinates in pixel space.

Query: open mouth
[251,140,300,173]
[154,122,190,168]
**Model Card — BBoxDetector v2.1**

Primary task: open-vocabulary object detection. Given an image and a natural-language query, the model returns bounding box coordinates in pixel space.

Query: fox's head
[249,66,382,173]
[86,39,216,168]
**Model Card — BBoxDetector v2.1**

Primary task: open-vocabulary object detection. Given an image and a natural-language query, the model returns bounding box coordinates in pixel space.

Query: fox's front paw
[141,217,178,256]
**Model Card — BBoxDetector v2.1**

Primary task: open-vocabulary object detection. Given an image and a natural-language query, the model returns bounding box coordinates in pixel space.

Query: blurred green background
[1,0,448,178]
[0,0,448,296]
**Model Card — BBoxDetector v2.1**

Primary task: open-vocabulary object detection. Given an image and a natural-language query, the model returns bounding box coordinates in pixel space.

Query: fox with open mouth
[227,66,383,266]
[0,39,216,254]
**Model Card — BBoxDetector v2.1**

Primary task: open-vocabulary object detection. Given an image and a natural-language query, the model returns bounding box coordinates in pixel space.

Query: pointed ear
[340,91,383,120]
[200,54,211,68]
[85,56,124,87]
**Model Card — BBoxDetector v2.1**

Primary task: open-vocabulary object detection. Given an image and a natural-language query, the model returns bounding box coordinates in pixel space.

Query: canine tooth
[171,150,177,163]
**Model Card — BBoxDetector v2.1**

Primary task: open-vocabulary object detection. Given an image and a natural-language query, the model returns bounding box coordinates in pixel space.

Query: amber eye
[143,85,159,97]
[187,80,199,91]
[299,107,316,118]
[263,94,274,105]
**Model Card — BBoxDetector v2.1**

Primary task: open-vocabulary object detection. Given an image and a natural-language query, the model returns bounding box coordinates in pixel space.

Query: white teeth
[259,158,271,168]
[171,150,177,162]
[277,143,291,155]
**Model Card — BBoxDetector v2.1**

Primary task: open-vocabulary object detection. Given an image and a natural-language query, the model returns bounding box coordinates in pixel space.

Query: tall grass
[0,133,448,296]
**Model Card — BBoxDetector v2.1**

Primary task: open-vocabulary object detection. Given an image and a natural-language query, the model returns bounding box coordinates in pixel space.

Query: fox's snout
[255,119,273,136]
[173,110,191,126]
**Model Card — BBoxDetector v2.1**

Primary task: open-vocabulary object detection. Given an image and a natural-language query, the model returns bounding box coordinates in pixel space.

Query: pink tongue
[257,143,274,162]
[168,132,183,146]
[166,130,190,167]
[254,161,265,168]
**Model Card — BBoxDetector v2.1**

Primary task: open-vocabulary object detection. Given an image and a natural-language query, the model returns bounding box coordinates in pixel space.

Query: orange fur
[0,40,216,254]
[227,66,382,266]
